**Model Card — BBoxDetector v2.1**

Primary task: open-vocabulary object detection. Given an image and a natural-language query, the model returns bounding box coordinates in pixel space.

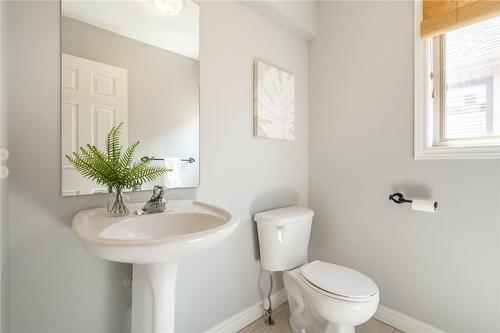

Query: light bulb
[153,0,185,16]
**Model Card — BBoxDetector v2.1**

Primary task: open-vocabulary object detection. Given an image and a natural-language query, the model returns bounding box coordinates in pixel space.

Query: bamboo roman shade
[421,0,500,38]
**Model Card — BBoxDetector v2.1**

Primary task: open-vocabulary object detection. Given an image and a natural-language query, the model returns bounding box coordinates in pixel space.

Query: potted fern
[66,123,169,216]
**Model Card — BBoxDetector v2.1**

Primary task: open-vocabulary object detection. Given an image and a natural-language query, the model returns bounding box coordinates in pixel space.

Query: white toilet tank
[255,206,314,271]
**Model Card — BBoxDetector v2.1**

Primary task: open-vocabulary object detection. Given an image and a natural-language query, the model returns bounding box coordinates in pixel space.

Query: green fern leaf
[66,122,170,191]
[120,141,139,169]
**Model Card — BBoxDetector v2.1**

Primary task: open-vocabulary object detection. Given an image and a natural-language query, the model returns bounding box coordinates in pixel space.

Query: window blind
[443,16,500,140]
[421,0,500,38]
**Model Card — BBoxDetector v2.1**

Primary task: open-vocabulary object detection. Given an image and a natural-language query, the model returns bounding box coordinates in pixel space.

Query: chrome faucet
[142,185,167,214]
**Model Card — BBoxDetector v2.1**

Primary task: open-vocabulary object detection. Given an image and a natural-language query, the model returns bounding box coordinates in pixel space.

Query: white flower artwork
[253,60,295,141]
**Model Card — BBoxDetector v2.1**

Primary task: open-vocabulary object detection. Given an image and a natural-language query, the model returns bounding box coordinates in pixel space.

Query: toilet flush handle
[276,225,286,243]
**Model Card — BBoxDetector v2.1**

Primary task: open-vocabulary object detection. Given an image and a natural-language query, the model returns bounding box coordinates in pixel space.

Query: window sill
[414,144,500,160]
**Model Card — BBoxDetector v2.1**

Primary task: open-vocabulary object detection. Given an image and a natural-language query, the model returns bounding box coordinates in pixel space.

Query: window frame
[414,0,500,159]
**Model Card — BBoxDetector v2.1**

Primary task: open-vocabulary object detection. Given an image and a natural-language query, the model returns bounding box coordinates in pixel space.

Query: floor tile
[247,326,273,333]
[238,319,267,333]
[356,318,395,333]
[238,303,401,333]
[263,310,291,333]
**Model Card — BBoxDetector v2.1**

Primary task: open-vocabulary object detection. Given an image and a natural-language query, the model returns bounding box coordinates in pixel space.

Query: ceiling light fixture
[153,0,186,16]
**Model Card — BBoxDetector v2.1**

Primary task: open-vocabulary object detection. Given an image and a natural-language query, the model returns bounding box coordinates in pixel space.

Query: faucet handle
[150,185,167,202]
[141,185,168,214]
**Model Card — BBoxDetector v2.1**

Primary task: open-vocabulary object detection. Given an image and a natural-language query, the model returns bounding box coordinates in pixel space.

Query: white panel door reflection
[62,53,128,196]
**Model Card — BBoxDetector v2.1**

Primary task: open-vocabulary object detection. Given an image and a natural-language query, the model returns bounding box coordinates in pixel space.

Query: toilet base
[284,265,378,333]
[289,317,355,333]
[324,324,355,333]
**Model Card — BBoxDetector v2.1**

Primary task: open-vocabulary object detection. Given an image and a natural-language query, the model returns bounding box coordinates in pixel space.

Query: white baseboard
[375,305,447,333]
[205,291,447,333]
[205,289,288,333]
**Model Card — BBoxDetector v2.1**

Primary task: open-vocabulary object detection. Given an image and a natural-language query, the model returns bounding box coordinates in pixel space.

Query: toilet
[255,206,379,333]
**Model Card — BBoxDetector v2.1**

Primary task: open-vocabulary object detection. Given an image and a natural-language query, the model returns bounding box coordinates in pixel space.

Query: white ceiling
[62,0,199,60]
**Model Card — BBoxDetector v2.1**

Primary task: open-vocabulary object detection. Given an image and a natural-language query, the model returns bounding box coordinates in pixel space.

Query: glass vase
[107,187,130,217]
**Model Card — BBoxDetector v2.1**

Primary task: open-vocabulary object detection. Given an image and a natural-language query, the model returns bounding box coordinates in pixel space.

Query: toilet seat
[300,260,379,303]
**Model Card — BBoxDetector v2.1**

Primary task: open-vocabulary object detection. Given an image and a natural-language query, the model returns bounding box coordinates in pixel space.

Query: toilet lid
[301,261,378,300]
[254,206,314,225]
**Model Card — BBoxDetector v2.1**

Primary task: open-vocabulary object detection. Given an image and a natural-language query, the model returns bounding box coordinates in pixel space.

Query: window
[415,1,500,159]
[441,17,500,142]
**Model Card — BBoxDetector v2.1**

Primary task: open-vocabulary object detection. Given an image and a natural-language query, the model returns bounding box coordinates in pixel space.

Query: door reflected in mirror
[61,0,199,196]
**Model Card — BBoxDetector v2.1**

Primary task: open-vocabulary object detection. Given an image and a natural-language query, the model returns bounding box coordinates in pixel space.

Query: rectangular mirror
[60,0,199,196]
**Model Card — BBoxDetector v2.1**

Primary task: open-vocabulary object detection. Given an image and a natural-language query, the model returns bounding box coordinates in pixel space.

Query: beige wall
[5,1,308,332]
[308,2,500,332]
[62,16,200,188]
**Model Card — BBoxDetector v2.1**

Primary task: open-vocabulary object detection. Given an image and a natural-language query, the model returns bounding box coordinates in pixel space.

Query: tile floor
[238,303,403,333]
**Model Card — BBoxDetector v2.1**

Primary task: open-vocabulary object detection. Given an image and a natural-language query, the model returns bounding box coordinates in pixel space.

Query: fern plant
[66,122,170,216]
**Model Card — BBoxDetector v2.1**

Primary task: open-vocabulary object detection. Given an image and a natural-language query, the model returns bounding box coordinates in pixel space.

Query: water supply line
[264,271,275,326]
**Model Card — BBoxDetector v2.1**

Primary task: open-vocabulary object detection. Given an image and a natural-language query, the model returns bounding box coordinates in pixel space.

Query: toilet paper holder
[389,193,438,210]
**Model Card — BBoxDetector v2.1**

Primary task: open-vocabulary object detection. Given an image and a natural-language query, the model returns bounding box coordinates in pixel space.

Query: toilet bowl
[254,207,379,333]
[284,261,379,333]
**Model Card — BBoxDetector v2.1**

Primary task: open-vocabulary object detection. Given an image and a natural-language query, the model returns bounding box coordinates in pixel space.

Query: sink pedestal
[72,201,239,333]
[132,261,178,333]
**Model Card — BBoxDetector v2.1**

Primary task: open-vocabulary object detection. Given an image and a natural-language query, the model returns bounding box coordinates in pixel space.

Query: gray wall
[177,1,308,330]
[0,1,10,332]
[308,2,500,332]
[5,1,307,332]
[62,16,200,188]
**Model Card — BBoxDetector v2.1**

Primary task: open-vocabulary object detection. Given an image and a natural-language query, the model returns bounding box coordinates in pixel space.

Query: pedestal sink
[72,200,239,333]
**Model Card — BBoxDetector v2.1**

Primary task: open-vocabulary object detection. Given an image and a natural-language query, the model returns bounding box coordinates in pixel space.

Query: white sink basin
[72,200,238,264]
[72,200,239,333]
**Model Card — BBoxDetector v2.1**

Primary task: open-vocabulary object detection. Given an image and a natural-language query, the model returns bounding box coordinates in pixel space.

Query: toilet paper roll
[411,199,437,213]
